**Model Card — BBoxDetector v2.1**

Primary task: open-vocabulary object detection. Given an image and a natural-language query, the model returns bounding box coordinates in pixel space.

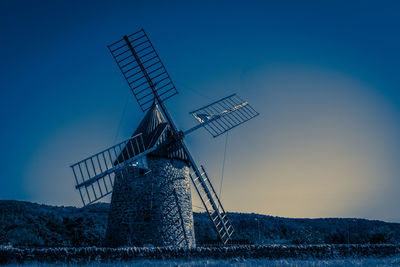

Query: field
[4,257,400,267]
[1,245,400,266]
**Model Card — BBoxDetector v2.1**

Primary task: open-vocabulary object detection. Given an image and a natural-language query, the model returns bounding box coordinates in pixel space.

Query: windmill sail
[71,134,152,206]
[188,94,259,137]
[108,29,178,112]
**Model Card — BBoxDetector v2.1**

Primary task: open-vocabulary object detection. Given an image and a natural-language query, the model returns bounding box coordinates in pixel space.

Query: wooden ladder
[189,165,234,244]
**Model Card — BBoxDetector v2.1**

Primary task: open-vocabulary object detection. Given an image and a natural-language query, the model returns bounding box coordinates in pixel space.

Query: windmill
[70,29,259,247]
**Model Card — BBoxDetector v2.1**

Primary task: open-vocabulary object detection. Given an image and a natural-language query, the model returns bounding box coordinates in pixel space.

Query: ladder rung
[227,227,233,236]
[201,193,212,202]
[228,229,234,236]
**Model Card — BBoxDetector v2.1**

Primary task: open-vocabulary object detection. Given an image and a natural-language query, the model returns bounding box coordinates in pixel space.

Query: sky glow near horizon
[1,1,400,222]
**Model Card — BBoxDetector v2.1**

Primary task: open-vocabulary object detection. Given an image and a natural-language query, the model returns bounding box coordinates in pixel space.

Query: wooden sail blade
[188,94,259,137]
[108,29,178,112]
[70,133,153,206]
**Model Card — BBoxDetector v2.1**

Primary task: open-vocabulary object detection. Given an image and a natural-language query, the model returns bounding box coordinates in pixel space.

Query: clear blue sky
[1,0,400,222]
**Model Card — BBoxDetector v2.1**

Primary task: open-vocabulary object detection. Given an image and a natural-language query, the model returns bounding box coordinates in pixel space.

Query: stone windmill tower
[105,103,196,247]
[70,29,259,248]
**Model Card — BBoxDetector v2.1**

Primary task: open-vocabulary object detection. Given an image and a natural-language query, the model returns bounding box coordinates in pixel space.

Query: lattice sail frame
[108,29,178,111]
[70,134,150,206]
[189,94,259,138]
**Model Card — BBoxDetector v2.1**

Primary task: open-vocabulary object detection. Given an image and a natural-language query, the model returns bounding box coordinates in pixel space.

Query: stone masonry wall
[104,157,195,248]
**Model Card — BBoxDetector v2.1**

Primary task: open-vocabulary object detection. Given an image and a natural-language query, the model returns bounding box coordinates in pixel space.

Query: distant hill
[0,200,398,247]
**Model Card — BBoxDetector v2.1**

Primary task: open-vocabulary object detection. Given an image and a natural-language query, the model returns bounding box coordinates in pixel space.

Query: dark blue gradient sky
[1,1,400,221]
